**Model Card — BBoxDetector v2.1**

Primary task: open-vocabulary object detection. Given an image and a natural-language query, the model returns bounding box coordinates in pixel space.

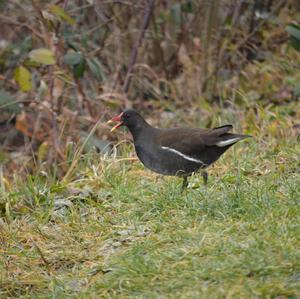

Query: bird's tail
[216,133,251,147]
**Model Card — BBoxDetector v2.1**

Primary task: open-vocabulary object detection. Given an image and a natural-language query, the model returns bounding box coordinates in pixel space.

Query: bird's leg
[201,171,208,185]
[181,177,188,192]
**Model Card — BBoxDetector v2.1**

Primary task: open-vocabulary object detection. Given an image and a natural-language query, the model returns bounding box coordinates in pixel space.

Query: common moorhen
[108,110,251,190]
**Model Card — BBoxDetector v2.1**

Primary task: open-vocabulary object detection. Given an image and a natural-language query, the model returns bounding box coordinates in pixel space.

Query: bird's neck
[127,120,152,141]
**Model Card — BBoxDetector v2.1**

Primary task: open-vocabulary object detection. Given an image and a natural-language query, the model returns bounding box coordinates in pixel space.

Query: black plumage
[108,109,251,189]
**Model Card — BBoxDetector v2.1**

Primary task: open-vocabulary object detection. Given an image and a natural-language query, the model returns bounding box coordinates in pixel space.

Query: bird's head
[107,109,145,132]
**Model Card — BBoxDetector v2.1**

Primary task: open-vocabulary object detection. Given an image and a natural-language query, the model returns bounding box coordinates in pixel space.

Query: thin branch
[0,14,44,41]
[203,0,287,94]
[236,0,286,52]
[122,0,156,96]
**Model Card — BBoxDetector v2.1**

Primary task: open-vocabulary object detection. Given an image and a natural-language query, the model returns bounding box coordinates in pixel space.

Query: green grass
[1,108,300,298]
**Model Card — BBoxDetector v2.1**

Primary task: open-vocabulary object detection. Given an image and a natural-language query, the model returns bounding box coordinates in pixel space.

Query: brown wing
[155,125,233,157]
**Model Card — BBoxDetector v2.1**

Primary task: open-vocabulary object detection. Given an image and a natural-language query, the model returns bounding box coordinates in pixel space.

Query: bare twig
[151,12,167,78]
[203,0,287,95]
[122,0,156,97]
[236,0,286,52]
[0,14,44,41]
[31,0,50,46]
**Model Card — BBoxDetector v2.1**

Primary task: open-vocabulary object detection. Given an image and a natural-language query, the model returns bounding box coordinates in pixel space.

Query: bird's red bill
[107,112,124,132]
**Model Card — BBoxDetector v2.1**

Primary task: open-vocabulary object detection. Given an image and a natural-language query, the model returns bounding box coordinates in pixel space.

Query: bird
[107,109,251,191]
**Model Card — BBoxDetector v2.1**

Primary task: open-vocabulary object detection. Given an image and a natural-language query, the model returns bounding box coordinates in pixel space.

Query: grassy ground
[1,105,300,298]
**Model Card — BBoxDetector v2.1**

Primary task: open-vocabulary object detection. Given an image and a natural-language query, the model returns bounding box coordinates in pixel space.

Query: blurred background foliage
[0,0,299,177]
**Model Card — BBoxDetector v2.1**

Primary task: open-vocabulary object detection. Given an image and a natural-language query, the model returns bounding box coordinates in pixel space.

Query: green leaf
[36,80,48,101]
[290,37,300,52]
[50,4,75,25]
[182,0,193,13]
[286,24,300,52]
[171,3,182,25]
[23,59,41,68]
[29,48,55,65]
[73,58,86,79]
[294,82,300,97]
[286,24,300,40]
[63,52,82,66]
[63,51,86,78]
[66,41,80,52]
[14,66,32,92]
[37,141,49,162]
[0,90,20,113]
[86,58,105,82]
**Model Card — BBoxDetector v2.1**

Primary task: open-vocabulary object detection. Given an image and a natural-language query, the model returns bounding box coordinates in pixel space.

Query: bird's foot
[201,171,208,185]
[181,177,188,193]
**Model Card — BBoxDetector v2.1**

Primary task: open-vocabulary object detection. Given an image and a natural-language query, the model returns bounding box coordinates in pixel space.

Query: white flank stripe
[161,146,206,165]
[216,137,241,147]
